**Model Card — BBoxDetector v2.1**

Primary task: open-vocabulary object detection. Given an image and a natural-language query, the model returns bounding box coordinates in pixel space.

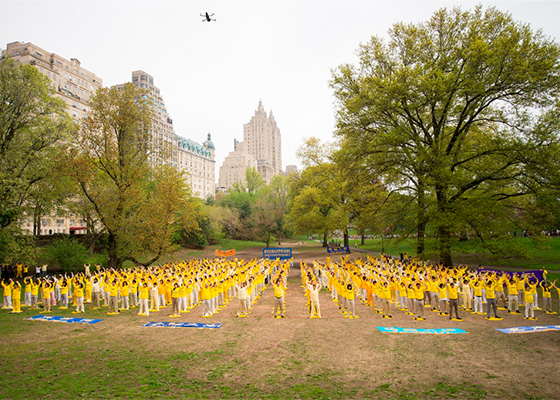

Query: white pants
[474,296,483,313]
[139,298,149,315]
[76,297,84,312]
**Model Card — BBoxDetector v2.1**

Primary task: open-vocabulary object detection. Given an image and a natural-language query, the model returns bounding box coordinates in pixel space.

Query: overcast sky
[2,0,560,174]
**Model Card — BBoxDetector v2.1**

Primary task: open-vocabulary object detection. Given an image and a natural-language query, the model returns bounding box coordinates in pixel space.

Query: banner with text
[327,246,350,254]
[263,247,293,260]
[377,326,468,335]
[215,249,235,257]
[477,268,545,283]
[496,325,560,334]
[27,315,102,325]
[142,321,222,329]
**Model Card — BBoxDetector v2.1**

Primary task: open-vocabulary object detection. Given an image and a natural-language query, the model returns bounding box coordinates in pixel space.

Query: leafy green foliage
[44,236,89,272]
[331,6,560,265]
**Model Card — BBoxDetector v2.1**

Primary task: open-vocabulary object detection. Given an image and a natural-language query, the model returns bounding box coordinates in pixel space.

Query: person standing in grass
[272,278,286,318]
[235,280,249,317]
[306,281,321,318]
[10,280,22,314]
[483,276,500,319]
[540,280,553,314]
[506,275,520,314]
[41,279,52,313]
[59,276,70,309]
[523,281,537,320]
[108,279,121,315]
[413,281,427,320]
[91,276,101,309]
[138,281,151,316]
[345,282,357,319]
[23,276,32,307]
[73,280,85,314]
[447,279,462,320]
[1,278,13,309]
[30,278,40,309]
[170,282,181,317]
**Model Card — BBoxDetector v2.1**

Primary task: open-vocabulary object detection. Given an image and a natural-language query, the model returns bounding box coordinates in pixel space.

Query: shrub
[45,236,89,272]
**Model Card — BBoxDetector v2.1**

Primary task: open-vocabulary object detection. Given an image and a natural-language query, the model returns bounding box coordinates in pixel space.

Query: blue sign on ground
[377,326,468,335]
[263,247,292,260]
[327,246,350,254]
[496,325,560,334]
[142,322,222,329]
[27,315,102,324]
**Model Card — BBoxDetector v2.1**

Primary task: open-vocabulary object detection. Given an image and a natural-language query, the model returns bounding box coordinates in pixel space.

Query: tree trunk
[360,227,365,246]
[416,177,426,259]
[108,232,119,269]
[343,228,349,248]
[435,184,453,266]
[322,232,328,247]
[33,207,41,236]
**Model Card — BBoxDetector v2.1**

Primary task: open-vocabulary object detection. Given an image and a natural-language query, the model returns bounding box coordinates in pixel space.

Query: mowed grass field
[1,242,560,399]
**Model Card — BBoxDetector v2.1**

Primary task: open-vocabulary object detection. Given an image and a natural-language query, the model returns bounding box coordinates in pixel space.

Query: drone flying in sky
[201,12,216,22]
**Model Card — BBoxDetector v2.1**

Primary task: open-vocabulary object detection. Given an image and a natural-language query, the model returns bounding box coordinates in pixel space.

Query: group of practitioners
[308,255,558,321]
[2,254,558,323]
[0,258,292,318]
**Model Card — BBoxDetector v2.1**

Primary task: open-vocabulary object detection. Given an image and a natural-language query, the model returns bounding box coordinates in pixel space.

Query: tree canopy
[331,6,560,265]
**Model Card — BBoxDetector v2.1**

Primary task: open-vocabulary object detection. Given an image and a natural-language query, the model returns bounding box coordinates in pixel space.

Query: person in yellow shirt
[413,281,427,320]
[437,282,448,316]
[471,278,484,315]
[505,275,520,314]
[138,281,151,316]
[345,282,357,319]
[41,279,52,313]
[447,279,462,321]
[200,281,213,317]
[272,278,286,318]
[170,282,182,318]
[523,281,537,320]
[23,276,32,307]
[119,279,130,310]
[59,277,70,309]
[540,280,553,314]
[10,280,22,313]
[73,280,85,313]
[1,278,13,309]
[30,278,40,309]
[107,279,120,315]
[378,280,392,319]
[483,276,501,319]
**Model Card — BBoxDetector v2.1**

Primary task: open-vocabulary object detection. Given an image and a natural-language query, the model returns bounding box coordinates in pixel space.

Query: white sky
[2,0,560,175]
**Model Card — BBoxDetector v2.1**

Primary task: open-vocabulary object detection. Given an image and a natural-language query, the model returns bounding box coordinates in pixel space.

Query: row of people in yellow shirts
[1,257,281,317]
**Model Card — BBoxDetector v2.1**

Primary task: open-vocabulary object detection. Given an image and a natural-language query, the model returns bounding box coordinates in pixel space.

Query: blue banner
[327,246,350,254]
[377,326,468,335]
[142,321,222,329]
[477,268,545,283]
[497,325,560,334]
[26,315,102,324]
[263,247,292,260]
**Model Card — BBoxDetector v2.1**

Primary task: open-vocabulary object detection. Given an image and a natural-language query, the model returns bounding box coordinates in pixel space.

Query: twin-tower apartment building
[2,41,287,235]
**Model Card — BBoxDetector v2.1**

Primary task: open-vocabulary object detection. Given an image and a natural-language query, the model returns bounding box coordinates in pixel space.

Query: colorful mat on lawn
[142,322,222,329]
[26,315,102,324]
[377,327,468,335]
[496,325,560,334]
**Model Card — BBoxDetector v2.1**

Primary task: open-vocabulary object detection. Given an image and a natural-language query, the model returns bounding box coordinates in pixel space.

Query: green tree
[0,58,75,229]
[70,83,198,267]
[331,6,560,265]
